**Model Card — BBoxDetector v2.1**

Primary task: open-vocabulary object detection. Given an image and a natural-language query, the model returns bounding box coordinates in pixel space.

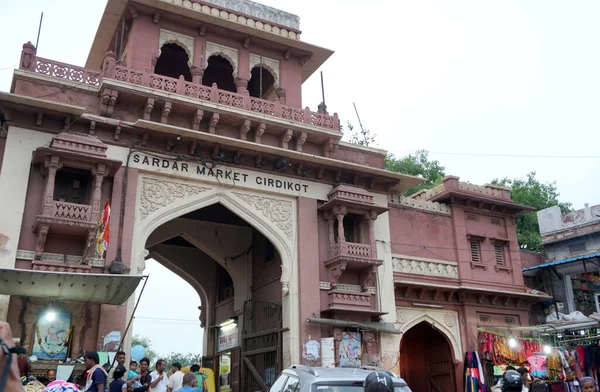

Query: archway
[133,188,294,392]
[400,322,456,392]
[155,43,192,81]
[202,55,236,92]
[248,66,276,100]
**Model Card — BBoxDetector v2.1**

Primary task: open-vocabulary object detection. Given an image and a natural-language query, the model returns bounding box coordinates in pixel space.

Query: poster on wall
[32,312,72,360]
[321,338,335,368]
[217,324,239,352]
[339,332,361,368]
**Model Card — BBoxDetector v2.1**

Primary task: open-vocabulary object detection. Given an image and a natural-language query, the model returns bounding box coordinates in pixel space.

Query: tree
[342,121,377,147]
[132,334,158,364]
[492,172,572,251]
[343,122,445,195]
[385,151,445,195]
[162,352,203,367]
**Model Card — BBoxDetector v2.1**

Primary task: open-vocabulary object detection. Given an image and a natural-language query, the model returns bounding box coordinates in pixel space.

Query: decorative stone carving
[444,313,456,328]
[328,262,347,289]
[140,177,211,220]
[206,41,239,77]
[396,309,407,325]
[392,255,459,279]
[388,194,451,215]
[136,249,150,273]
[159,29,195,67]
[16,250,35,260]
[249,54,280,88]
[232,193,292,239]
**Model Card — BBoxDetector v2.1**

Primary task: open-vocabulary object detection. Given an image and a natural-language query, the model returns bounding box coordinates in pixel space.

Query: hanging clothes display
[464,351,486,392]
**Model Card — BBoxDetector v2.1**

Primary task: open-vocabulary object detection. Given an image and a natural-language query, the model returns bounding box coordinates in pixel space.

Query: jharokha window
[53,168,91,205]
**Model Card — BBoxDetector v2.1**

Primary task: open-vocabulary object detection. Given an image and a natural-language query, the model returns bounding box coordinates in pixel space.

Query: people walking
[150,359,169,392]
[84,351,108,392]
[167,362,184,392]
[175,373,202,392]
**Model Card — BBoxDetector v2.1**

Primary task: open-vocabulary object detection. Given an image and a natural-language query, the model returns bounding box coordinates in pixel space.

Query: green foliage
[341,121,377,147]
[492,172,572,251]
[385,150,446,195]
[161,352,204,368]
[132,334,158,364]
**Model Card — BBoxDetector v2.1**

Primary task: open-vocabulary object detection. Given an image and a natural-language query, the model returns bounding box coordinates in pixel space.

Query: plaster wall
[520,250,542,269]
[538,204,600,236]
[0,127,53,320]
[544,232,600,262]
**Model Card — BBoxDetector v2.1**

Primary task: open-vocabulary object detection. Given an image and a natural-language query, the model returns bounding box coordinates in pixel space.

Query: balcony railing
[328,242,372,259]
[52,201,92,222]
[22,55,339,131]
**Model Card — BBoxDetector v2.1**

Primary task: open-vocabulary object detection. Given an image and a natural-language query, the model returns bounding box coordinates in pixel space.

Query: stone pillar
[41,156,61,215]
[20,42,36,71]
[102,52,117,77]
[334,208,346,244]
[276,88,286,105]
[365,211,376,258]
[91,164,106,221]
[235,77,249,95]
[191,66,204,84]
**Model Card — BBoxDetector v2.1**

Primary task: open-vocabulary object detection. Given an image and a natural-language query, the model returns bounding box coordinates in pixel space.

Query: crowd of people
[0,320,208,392]
[490,366,598,392]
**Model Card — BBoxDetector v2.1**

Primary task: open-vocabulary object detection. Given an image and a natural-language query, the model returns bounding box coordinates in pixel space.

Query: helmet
[364,372,394,392]
[501,370,523,392]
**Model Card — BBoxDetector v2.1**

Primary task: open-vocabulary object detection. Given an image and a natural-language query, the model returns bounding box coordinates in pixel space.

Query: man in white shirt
[167,362,184,392]
[150,359,169,392]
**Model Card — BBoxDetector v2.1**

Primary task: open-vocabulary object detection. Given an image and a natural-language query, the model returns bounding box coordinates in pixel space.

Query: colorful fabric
[96,200,111,257]
[528,355,548,378]
[44,380,81,392]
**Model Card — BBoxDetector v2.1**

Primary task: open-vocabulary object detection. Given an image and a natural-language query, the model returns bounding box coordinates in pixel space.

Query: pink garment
[528,355,548,378]
[577,345,586,373]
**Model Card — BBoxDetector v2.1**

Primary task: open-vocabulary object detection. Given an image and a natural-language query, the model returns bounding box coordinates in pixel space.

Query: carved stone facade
[140,177,211,220]
[159,29,195,67]
[249,54,280,88]
[205,41,239,77]
[392,255,459,279]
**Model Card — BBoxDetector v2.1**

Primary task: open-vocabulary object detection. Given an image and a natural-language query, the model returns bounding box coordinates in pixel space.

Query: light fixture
[557,333,563,339]
[219,319,235,327]
[45,311,57,321]
[508,338,517,348]
[580,330,586,336]
[543,345,552,354]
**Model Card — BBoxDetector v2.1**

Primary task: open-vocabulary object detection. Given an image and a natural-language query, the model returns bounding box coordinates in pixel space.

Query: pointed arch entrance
[400,321,456,392]
[127,175,299,391]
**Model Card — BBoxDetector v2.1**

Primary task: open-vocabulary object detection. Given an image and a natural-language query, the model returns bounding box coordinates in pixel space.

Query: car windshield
[311,385,410,392]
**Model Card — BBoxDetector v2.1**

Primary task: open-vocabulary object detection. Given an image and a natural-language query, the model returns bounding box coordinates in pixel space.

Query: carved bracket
[296,132,307,152]
[35,224,50,260]
[254,123,265,143]
[209,113,219,134]
[144,98,154,121]
[280,129,293,149]
[161,102,171,124]
[239,119,251,140]
[328,262,347,289]
[192,109,204,131]
[100,89,118,117]
[360,266,378,292]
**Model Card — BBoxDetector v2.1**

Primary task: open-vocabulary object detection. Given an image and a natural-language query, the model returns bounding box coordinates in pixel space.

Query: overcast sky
[2,0,600,355]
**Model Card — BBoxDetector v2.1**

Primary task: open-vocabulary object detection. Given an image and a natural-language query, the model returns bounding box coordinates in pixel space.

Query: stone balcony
[325,241,383,291]
[20,53,340,133]
[34,201,96,239]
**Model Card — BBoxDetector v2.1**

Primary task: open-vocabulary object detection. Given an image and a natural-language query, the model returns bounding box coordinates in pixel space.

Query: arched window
[155,43,192,81]
[202,55,236,92]
[248,66,275,100]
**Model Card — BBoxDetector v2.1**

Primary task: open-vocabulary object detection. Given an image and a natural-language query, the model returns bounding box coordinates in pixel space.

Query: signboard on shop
[217,323,239,352]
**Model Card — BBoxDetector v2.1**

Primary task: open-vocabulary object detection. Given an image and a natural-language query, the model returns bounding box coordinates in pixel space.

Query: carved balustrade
[52,201,93,223]
[328,241,372,259]
[19,49,340,131]
[328,291,372,309]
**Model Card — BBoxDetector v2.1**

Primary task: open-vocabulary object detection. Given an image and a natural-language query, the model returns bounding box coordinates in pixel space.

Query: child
[109,366,128,392]
[580,377,598,392]
[129,361,143,389]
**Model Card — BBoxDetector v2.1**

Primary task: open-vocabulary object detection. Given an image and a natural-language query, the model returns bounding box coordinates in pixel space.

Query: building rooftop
[198,0,300,30]
[538,203,600,241]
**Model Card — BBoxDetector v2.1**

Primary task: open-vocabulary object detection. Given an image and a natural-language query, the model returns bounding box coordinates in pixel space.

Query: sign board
[217,324,238,352]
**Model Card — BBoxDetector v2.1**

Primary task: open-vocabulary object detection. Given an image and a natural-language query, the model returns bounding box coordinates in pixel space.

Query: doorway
[400,322,456,392]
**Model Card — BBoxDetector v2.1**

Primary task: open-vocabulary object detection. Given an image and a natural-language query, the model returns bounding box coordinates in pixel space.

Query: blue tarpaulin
[522,253,600,272]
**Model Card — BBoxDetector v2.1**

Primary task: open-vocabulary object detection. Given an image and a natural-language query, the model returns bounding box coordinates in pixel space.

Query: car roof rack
[289,364,319,376]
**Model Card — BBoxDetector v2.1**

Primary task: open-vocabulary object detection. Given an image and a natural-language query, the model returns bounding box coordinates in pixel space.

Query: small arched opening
[155,43,192,81]
[400,321,456,391]
[248,66,276,100]
[202,55,236,92]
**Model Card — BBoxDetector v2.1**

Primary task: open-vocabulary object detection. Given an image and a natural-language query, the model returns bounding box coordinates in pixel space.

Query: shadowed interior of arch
[399,321,456,391]
[142,202,284,389]
[155,43,192,81]
[202,55,236,92]
[248,66,275,100]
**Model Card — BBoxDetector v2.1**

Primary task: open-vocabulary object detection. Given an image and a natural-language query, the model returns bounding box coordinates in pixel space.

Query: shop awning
[0,268,145,305]
[522,253,600,272]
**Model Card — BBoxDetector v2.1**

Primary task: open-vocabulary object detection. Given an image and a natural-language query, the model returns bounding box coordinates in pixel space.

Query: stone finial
[318,102,328,114]
[102,51,117,76]
[20,42,36,71]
